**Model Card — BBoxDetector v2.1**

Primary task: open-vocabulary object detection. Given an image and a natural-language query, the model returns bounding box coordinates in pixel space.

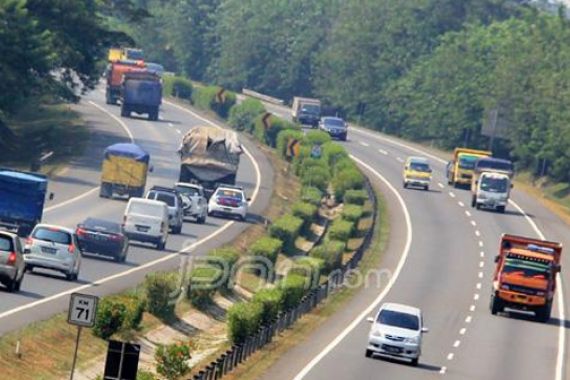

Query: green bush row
[269,214,303,254]
[192,85,236,118]
[301,186,323,206]
[144,272,179,320]
[332,167,365,201]
[328,219,354,242]
[276,129,304,159]
[344,189,368,205]
[228,98,265,132]
[292,201,318,234]
[289,256,324,287]
[253,113,299,147]
[249,236,283,265]
[93,294,145,340]
[342,204,364,223]
[163,75,193,100]
[309,239,345,273]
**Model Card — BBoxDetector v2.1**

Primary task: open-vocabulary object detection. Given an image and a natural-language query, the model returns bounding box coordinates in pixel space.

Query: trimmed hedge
[163,75,193,100]
[192,85,236,118]
[276,129,304,159]
[300,165,330,193]
[269,214,303,254]
[297,157,329,178]
[342,204,364,224]
[187,265,221,307]
[344,189,368,205]
[301,186,323,206]
[252,288,284,324]
[303,130,332,146]
[144,272,179,319]
[290,257,324,287]
[228,301,263,344]
[279,274,308,309]
[322,142,349,167]
[207,247,240,291]
[121,294,146,330]
[249,236,283,265]
[309,240,345,272]
[332,167,365,200]
[333,157,358,175]
[228,98,265,132]
[328,219,354,242]
[93,298,127,339]
[292,201,318,234]
[254,114,299,147]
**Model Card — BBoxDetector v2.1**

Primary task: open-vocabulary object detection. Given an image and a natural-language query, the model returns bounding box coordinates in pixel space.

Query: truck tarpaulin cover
[104,143,150,163]
[122,72,162,106]
[0,169,47,221]
[178,126,242,182]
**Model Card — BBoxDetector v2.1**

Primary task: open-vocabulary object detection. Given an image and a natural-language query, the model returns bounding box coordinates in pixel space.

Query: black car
[76,218,129,262]
[319,117,348,141]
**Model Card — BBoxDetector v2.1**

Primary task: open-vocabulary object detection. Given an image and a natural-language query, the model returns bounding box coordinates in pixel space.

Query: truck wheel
[99,183,111,198]
[471,197,476,208]
[490,293,503,315]
[403,181,408,189]
[497,206,506,214]
[536,302,552,323]
[172,224,182,235]
[197,215,206,224]
[424,185,429,191]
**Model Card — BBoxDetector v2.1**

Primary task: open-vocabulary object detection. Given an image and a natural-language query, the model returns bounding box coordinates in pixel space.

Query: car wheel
[197,215,206,224]
[157,239,166,251]
[476,203,481,210]
[403,181,408,189]
[25,265,33,273]
[424,185,429,191]
[490,293,503,315]
[239,214,246,222]
[471,197,476,208]
[365,349,373,358]
[411,357,419,366]
[65,271,75,281]
[497,206,506,214]
[172,224,182,234]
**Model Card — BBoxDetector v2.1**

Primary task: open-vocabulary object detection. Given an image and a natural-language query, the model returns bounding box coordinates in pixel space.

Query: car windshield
[477,160,513,172]
[301,104,320,115]
[83,218,121,233]
[503,258,550,279]
[410,162,430,172]
[324,118,345,127]
[156,193,175,207]
[217,189,243,200]
[176,186,199,197]
[0,236,13,252]
[33,228,72,245]
[480,177,508,193]
[458,155,479,170]
[129,202,163,216]
[377,309,419,330]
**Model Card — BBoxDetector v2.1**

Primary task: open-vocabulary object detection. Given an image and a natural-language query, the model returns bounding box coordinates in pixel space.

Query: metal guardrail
[242,89,285,106]
[189,178,378,380]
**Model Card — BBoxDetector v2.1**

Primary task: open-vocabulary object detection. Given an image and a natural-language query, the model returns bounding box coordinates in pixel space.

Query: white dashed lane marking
[438,182,445,189]
[396,157,404,163]
[479,241,484,248]
[470,220,477,226]
[378,149,388,155]
[478,272,484,279]
[359,141,370,147]
[465,210,472,217]
[465,315,472,323]
[447,353,455,361]
[453,340,461,348]
[470,305,476,312]
[459,328,466,335]
[449,192,456,198]
[458,201,465,207]
[474,294,480,301]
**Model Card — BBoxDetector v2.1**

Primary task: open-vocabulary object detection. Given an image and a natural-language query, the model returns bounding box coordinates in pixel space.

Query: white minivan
[123,198,169,250]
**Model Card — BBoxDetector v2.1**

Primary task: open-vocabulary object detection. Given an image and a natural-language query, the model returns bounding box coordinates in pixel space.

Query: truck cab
[490,234,562,322]
[292,97,321,127]
[447,148,491,188]
[471,172,512,213]
[403,157,432,190]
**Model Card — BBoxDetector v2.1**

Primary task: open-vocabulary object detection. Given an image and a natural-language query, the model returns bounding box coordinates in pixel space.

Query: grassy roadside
[0,99,89,177]
[215,188,389,380]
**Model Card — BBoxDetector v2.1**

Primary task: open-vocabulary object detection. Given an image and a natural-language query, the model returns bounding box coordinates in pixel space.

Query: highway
[255,101,569,380]
[0,89,272,335]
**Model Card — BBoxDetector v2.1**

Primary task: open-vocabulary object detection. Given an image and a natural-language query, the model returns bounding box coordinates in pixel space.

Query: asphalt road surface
[254,100,569,380]
[0,89,273,335]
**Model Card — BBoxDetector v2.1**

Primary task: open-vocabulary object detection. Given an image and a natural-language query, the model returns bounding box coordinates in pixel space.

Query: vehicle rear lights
[76,228,86,237]
[7,252,16,265]
[68,244,75,253]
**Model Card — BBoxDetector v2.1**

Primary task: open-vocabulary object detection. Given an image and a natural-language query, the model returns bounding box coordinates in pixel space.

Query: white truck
[471,171,512,213]
[291,97,321,127]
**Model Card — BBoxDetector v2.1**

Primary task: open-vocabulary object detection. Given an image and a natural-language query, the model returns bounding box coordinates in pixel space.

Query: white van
[123,198,169,250]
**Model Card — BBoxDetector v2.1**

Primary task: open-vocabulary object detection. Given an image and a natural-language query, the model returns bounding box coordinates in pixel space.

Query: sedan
[366,303,428,366]
[76,218,129,262]
[208,185,249,221]
[0,231,25,292]
[319,116,348,141]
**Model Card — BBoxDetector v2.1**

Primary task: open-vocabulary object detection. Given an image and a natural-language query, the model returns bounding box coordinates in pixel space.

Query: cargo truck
[99,143,151,199]
[292,97,321,127]
[105,60,146,105]
[108,48,122,62]
[178,126,243,199]
[490,234,562,322]
[120,71,162,121]
[471,157,514,212]
[446,148,491,188]
[0,168,53,237]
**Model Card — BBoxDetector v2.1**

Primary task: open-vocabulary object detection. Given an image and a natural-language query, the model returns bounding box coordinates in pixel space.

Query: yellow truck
[446,148,491,188]
[99,143,151,199]
[108,48,122,62]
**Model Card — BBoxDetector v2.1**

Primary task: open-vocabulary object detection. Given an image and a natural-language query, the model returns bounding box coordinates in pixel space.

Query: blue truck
[120,71,162,121]
[0,168,51,237]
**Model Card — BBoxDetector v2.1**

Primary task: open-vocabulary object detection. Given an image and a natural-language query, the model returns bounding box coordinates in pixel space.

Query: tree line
[125,0,570,182]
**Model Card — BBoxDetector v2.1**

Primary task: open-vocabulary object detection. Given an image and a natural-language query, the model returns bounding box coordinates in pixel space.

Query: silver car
[24,224,81,281]
[0,231,25,292]
[146,186,184,234]
[175,182,208,224]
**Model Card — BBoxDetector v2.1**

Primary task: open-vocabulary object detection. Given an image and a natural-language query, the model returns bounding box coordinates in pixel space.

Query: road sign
[104,340,141,380]
[68,293,99,328]
[262,112,272,130]
[216,88,225,103]
[310,144,322,159]
[286,139,300,158]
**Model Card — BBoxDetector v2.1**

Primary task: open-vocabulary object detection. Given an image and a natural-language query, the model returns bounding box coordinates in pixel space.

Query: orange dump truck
[490,234,562,322]
[105,59,146,105]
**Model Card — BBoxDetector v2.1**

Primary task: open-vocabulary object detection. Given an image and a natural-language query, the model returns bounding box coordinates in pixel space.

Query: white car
[175,182,208,224]
[123,198,169,250]
[23,224,82,281]
[366,303,428,366]
[208,185,249,221]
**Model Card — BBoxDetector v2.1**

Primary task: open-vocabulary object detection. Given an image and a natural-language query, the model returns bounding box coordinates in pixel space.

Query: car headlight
[500,284,510,291]
[371,328,384,338]
[478,193,487,200]
[404,336,419,344]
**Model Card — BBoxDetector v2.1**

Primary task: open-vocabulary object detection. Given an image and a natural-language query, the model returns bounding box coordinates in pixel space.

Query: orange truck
[105,59,146,105]
[446,148,491,188]
[490,234,562,322]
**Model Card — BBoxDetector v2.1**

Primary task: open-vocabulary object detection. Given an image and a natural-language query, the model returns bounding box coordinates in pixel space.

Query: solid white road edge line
[0,100,263,323]
[292,154,413,380]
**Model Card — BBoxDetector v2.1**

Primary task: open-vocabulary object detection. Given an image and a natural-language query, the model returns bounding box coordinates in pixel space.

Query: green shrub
[135,370,158,380]
[328,219,355,242]
[227,301,263,344]
[276,129,305,159]
[144,272,178,319]
[279,274,308,309]
[322,142,348,167]
[342,204,364,224]
[301,186,323,206]
[254,114,299,147]
[300,165,331,193]
[303,130,332,146]
[292,201,318,234]
[298,157,330,178]
[252,288,284,324]
[155,342,192,380]
[121,294,146,330]
[192,86,236,118]
[228,98,265,132]
[249,236,283,265]
[93,298,127,340]
[344,189,368,205]
[269,214,303,254]
[163,75,193,100]
[290,257,324,287]
[333,157,358,175]
[207,247,240,291]
[187,265,221,307]
[309,240,345,272]
[332,167,365,200]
